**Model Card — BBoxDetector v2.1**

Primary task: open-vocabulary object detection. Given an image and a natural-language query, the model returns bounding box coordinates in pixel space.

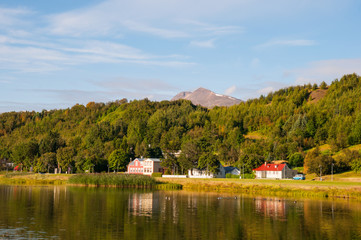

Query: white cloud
[45,0,247,38]
[257,86,275,95]
[0,36,195,72]
[288,58,361,85]
[62,40,149,60]
[123,21,189,38]
[0,7,33,27]
[224,85,237,95]
[177,19,243,36]
[190,39,215,48]
[257,39,316,49]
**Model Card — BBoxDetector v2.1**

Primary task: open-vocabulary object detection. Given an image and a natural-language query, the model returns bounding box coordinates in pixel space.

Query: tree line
[0,74,361,175]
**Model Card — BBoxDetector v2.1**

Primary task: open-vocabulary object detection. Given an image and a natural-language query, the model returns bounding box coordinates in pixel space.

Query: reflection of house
[129,193,159,217]
[127,158,163,175]
[253,162,297,179]
[188,165,226,178]
[254,198,286,219]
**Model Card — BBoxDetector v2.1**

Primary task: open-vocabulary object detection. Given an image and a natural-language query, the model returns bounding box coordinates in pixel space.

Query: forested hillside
[1,74,361,175]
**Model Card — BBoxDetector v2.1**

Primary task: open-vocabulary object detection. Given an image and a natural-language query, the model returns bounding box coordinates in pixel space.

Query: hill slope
[1,74,361,175]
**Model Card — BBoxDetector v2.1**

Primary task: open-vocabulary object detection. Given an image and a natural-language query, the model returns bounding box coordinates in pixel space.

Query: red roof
[253,163,286,172]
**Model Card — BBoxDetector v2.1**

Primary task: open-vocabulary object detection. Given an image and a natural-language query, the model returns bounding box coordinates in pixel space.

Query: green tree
[37,152,57,173]
[304,148,333,176]
[351,157,361,173]
[335,148,361,172]
[56,147,75,172]
[161,151,180,174]
[108,149,130,172]
[350,112,361,144]
[12,140,39,170]
[320,81,327,89]
[179,141,199,171]
[288,152,304,167]
[197,152,220,174]
[39,131,65,154]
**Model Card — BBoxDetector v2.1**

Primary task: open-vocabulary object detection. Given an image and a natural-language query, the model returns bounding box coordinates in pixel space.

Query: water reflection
[0,185,360,240]
[254,197,287,220]
[129,192,159,217]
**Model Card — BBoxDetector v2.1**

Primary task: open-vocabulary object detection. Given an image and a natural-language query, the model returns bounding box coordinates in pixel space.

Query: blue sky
[0,0,360,112]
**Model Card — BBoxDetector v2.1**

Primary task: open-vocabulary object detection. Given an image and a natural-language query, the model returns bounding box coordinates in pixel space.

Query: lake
[0,185,360,239]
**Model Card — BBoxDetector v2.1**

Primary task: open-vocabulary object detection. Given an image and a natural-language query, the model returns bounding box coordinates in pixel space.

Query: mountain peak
[171,87,241,108]
[193,87,213,93]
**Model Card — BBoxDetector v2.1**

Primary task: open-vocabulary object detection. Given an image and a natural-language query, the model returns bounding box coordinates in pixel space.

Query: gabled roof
[144,158,161,162]
[253,163,286,172]
[129,158,161,166]
[224,166,240,173]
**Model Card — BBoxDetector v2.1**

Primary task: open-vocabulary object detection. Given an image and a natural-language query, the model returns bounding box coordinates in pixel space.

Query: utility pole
[331,163,334,181]
[319,165,322,181]
[243,163,245,179]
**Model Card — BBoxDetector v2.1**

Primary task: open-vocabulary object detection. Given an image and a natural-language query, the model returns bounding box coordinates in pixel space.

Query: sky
[0,0,361,112]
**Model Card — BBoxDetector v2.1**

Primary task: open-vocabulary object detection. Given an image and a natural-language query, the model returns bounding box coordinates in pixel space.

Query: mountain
[171,87,242,108]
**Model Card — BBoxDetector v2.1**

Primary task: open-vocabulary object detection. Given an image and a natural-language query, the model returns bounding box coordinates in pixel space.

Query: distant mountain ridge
[171,87,242,108]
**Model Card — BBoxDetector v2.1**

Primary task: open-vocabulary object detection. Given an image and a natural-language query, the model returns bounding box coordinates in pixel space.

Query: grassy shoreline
[0,172,182,190]
[0,172,69,185]
[1,172,361,199]
[158,177,361,199]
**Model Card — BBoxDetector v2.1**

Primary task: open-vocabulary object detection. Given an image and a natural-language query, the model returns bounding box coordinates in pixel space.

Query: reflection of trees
[0,186,361,239]
[302,199,361,240]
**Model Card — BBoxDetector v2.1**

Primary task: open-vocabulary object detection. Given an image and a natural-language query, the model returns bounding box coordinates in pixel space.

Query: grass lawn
[159,171,361,199]
[0,172,69,185]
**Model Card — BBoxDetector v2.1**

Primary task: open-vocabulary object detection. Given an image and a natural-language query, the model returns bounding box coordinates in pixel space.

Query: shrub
[226,173,240,178]
[151,172,163,177]
[241,173,255,179]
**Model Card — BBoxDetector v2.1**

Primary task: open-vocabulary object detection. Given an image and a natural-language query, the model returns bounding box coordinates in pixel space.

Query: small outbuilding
[253,162,297,179]
[224,166,240,176]
[188,165,226,178]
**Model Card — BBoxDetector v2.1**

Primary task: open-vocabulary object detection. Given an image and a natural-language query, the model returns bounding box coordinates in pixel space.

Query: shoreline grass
[0,172,68,185]
[1,172,361,200]
[158,177,361,199]
[67,173,157,188]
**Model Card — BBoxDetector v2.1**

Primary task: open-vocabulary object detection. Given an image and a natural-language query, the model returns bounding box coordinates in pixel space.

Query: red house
[253,162,297,179]
[127,158,163,175]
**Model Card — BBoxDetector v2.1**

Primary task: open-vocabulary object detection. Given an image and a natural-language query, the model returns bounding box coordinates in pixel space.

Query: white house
[127,158,163,175]
[253,162,297,179]
[188,165,226,178]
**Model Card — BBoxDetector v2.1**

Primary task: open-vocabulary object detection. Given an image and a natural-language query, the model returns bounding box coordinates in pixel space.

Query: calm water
[0,185,360,240]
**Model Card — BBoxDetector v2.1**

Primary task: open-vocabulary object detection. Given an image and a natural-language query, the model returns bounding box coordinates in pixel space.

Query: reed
[68,173,156,188]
